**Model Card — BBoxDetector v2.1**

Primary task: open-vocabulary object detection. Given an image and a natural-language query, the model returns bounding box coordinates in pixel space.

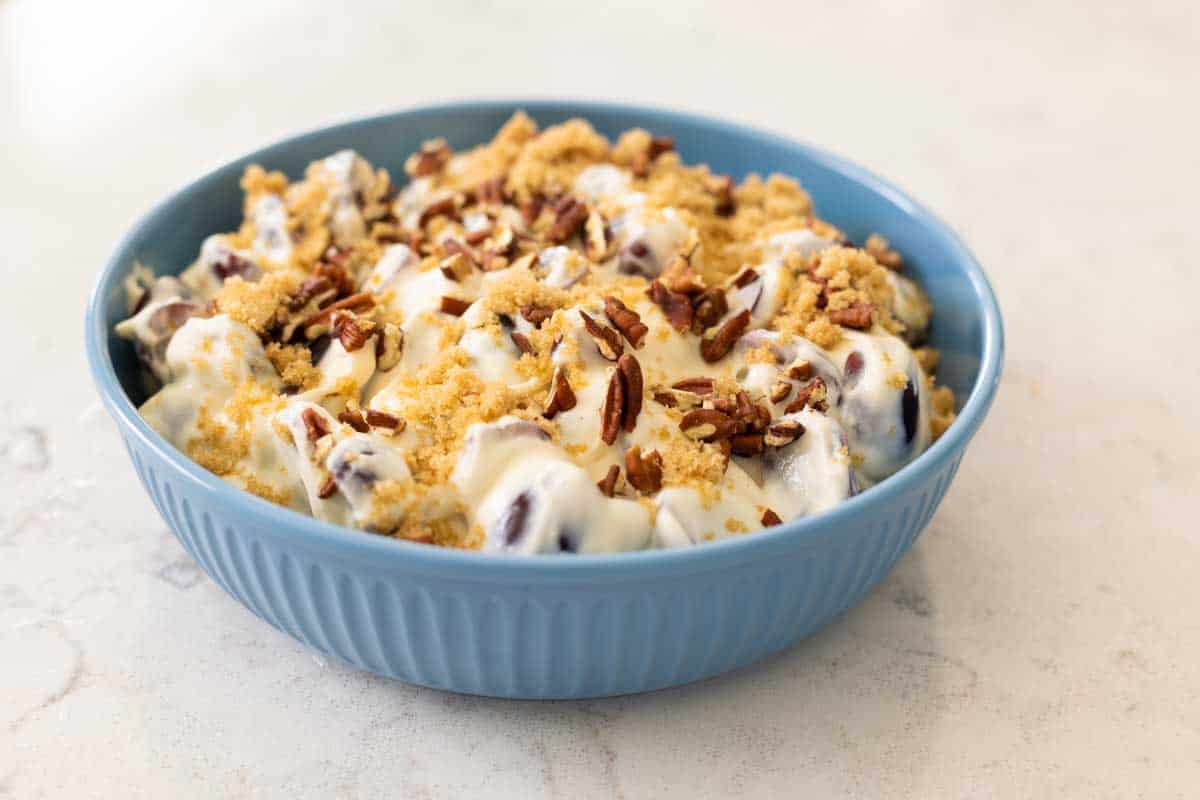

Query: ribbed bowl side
[124,432,963,698]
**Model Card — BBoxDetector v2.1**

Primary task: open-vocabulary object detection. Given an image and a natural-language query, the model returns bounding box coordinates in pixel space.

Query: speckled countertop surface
[2,1,1197,796]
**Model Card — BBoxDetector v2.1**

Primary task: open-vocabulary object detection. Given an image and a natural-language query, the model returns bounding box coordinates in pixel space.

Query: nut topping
[646,280,694,332]
[301,408,330,442]
[331,311,376,352]
[699,309,751,363]
[520,304,554,328]
[764,418,806,447]
[624,446,663,494]
[376,323,403,370]
[787,361,813,381]
[679,408,735,442]
[547,196,588,243]
[584,211,610,261]
[732,268,759,288]
[828,302,875,330]
[603,296,648,348]
[364,408,404,430]
[730,433,764,457]
[769,380,793,403]
[510,331,534,356]
[405,138,452,178]
[473,176,506,205]
[579,310,624,361]
[596,464,621,497]
[439,296,472,317]
[760,508,782,527]
[299,292,375,340]
[338,407,370,433]
[616,354,643,432]
[317,474,338,499]
[599,366,626,445]
[691,288,729,334]
[672,377,714,395]
[543,365,578,420]
[784,377,828,414]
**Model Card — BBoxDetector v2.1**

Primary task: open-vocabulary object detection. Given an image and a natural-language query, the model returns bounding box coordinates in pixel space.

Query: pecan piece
[652,390,678,408]
[332,311,376,352]
[603,296,648,348]
[599,367,626,445]
[787,361,813,381]
[405,138,452,178]
[366,409,404,431]
[708,174,735,216]
[376,323,403,370]
[584,210,611,261]
[761,508,783,527]
[520,304,553,328]
[543,365,578,420]
[317,474,338,499]
[700,309,751,363]
[691,288,729,333]
[730,433,764,457]
[546,196,588,243]
[679,408,735,442]
[624,446,663,494]
[288,275,335,311]
[646,280,694,332]
[299,292,375,339]
[510,331,535,356]
[439,296,471,316]
[672,377,715,395]
[828,303,875,330]
[616,354,643,432]
[579,310,624,361]
[418,195,459,227]
[764,418,806,447]
[732,268,759,288]
[301,408,330,442]
[315,259,357,297]
[769,380,793,403]
[660,256,706,295]
[865,234,903,269]
[338,407,370,433]
[784,377,828,414]
[596,464,621,498]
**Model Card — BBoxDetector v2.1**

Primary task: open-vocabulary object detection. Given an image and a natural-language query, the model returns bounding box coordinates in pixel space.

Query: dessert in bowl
[86,101,1002,697]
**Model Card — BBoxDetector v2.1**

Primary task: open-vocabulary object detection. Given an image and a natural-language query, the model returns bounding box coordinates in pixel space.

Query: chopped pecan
[691,288,729,333]
[442,238,481,268]
[332,311,376,352]
[624,445,663,494]
[301,408,330,442]
[404,138,453,178]
[300,293,375,339]
[672,377,714,395]
[364,408,404,430]
[288,275,335,311]
[543,365,577,420]
[584,211,610,261]
[652,390,678,408]
[547,196,588,243]
[315,259,356,297]
[707,174,735,216]
[616,354,643,432]
[764,418,806,447]
[418,195,459,227]
[699,309,750,363]
[679,408,735,442]
[730,433,764,457]
[317,474,338,499]
[631,136,675,177]
[464,226,493,246]
[338,407,370,433]
[646,280,694,332]
[600,367,626,445]
[596,464,621,498]
[828,303,874,330]
[732,268,759,289]
[520,304,553,328]
[660,256,706,295]
[520,196,544,227]
[603,296,648,348]
[785,377,828,414]
[439,252,470,282]
[769,380,793,403]
[473,176,506,205]
[439,296,471,316]
[579,310,624,361]
[761,508,782,527]
[787,361,812,381]
[510,330,535,356]
[376,323,403,370]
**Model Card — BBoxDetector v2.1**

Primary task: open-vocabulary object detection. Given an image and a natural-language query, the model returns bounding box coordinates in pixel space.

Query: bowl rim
[85,97,1004,580]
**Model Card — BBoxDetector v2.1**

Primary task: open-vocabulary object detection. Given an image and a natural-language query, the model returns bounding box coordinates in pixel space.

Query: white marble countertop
[2,0,1197,796]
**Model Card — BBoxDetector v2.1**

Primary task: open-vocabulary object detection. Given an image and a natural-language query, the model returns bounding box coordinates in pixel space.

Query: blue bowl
[85,100,1003,698]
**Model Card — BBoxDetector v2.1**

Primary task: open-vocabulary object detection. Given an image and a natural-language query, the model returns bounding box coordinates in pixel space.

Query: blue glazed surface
[85,100,1003,697]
